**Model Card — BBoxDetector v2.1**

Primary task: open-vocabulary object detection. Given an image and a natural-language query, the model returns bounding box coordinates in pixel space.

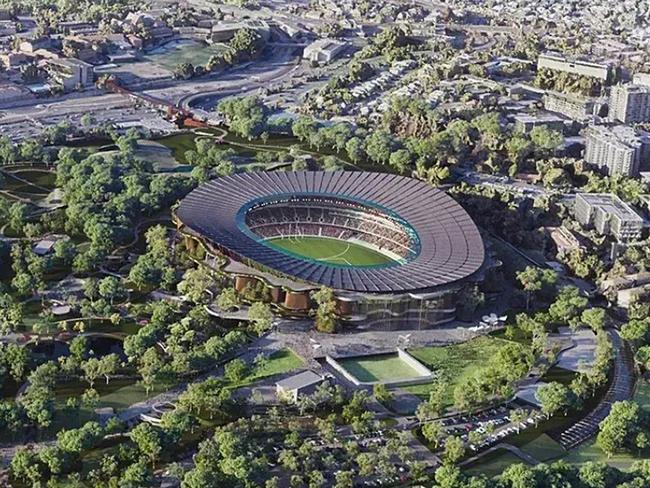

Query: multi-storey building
[583,125,650,177]
[303,39,347,65]
[543,91,597,120]
[46,58,94,91]
[633,72,650,87]
[609,84,650,124]
[537,53,612,81]
[575,193,645,242]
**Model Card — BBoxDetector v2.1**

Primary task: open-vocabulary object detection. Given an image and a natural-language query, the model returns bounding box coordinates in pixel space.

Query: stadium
[174,171,485,330]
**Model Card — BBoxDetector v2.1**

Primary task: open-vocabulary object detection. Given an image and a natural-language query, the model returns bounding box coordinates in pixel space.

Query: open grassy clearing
[245,348,304,383]
[337,354,424,383]
[266,236,395,267]
[404,336,525,406]
[465,449,528,477]
[518,434,566,462]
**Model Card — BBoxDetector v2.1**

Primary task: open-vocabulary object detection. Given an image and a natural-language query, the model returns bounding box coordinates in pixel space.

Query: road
[0,41,302,137]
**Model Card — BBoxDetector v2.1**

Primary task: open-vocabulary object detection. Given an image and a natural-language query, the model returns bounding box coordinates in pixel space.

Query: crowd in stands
[246,201,417,259]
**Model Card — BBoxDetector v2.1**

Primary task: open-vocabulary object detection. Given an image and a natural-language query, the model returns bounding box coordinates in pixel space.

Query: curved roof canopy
[176,171,484,293]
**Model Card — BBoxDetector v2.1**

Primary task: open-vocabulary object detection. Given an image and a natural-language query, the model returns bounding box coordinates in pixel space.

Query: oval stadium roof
[176,171,484,293]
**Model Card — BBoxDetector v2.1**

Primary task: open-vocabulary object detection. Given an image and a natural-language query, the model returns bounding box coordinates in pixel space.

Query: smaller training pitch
[338,355,423,383]
[265,236,395,267]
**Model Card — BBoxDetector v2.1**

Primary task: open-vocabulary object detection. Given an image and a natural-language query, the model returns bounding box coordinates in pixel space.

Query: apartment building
[537,53,612,81]
[583,125,650,177]
[575,193,645,242]
[543,91,597,120]
[609,84,650,124]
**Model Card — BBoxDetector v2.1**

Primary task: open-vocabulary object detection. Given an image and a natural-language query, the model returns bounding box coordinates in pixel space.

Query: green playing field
[337,354,425,382]
[265,236,395,267]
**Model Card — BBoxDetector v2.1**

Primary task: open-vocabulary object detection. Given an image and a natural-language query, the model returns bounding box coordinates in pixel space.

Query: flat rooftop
[276,370,322,390]
[577,193,644,222]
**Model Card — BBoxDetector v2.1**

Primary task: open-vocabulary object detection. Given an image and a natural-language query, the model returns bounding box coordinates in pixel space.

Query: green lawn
[265,236,396,267]
[564,439,644,471]
[405,336,526,407]
[519,434,566,462]
[247,349,304,382]
[337,354,425,383]
[465,449,529,477]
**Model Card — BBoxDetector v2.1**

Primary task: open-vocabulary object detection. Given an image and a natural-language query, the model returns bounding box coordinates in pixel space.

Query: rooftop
[276,370,323,391]
[577,193,644,222]
[176,172,485,293]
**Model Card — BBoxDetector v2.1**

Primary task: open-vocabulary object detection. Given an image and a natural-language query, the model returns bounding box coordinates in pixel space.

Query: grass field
[405,336,528,408]
[266,236,395,267]
[465,449,528,477]
[337,354,424,383]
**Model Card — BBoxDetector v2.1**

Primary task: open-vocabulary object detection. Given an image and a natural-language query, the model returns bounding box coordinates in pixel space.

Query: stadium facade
[174,171,486,330]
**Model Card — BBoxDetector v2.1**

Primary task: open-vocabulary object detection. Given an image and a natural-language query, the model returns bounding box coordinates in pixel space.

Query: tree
[217,287,240,311]
[500,463,537,488]
[98,276,124,306]
[81,358,103,389]
[131,422,164,468]
[8,202,28,234]
[597,401,643,457]
[138,347,163,396]
[177,266,213,304]
[635,432,648,456]
[581,308,607,331]
[442,436,465,465]
[509,408,528,433]
[422,421,445,449]
[224,358,248,384]
[57,421,104,454]
[364,131,394,165]
[248,301,273,336]
[549,286,588,326]
[516,266,557,309]
[334,470,354,488]
[218,96,268,140]
[311,287,337,333]
[537,382,573,419]
[99,354,120,384]
[621,319,650,347]
[530,125,564,158]
[345,137,365,163]
[433,464,462,488]
[373,383,393,404]
[388,149,412,174]
[0,294,23,335]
